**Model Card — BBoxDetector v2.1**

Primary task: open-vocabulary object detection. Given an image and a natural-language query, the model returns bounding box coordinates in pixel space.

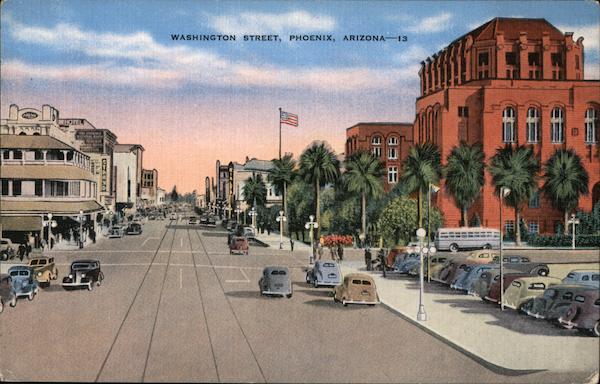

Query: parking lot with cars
[0,216,596,383]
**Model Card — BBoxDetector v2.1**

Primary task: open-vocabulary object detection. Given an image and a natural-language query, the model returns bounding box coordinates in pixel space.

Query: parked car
[523,284,593,320]
[500,255,531,263]
[199,216,209,225]
[188,216,198,225]
[385,246,407,269]
[544,263,600,280]
[108,226,125,238]
[207,216,217,227]
[471,269,501,298]
[28,257,58,286]
[485,272,531,303]
[62,260,104,291]
[229,236,249,255]
[334,273,379,306]
[243,227,256,238]
[259,266,292,298]
[408,256,448,278]
[126,222,143,235]
[451,264,497,292]
[226,221,238,231]
[0,274,17,313]
[305,260,342,288]
[561,270,600,288]
[559,289,600,336]
[502,276,562,310]
[436,258,479,285]
[465,250,500,264]
[0,238,16,260]
[170,213,178,220]
[393,252,420,273]
[8,266,38,301]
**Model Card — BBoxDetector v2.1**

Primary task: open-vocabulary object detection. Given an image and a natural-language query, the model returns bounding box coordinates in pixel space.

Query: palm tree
[444,142,486,227]
[397,143,442,228]
[298,141,340,237]
[343,151,385,244]
[268,154,296,234]
[489,145,540,246]
[242,173,267,208]
[542,149,589,234]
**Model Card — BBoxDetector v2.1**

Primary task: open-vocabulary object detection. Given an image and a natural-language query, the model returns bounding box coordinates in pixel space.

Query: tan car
[502,276,562,310]
[28,257,59,286]
[333,273,379,306]
[465,250,499,264]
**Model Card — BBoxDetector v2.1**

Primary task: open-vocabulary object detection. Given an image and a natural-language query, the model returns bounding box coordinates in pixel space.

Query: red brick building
[414,18,599,234]
[346,122,413,191]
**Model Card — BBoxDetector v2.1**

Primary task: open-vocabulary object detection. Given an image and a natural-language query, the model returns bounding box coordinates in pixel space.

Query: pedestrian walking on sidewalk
[25,242,32,259]
[317,243,323,260]
[17,244,25,261]
[290,238,294,251]
[364,247,372,271]
[337,245,344,261]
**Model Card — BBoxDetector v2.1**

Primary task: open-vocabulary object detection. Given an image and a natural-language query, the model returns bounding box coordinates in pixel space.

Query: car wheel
[10,296,17,307]
[593,322,600,337]
[286,293,292,299]
[28,291,34,301]
[483,243,492,250]
[449,243,459,253]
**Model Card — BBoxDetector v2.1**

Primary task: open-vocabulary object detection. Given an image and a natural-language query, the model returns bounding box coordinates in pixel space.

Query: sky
[1,0,599,193]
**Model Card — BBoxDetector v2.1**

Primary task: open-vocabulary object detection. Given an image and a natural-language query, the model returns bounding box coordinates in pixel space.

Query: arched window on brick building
[387,136,398,160]
[585,108,598,144]
[371,136,382,158]
[502,107,516,143]
[526,107,540,143]
[550,107,564,143]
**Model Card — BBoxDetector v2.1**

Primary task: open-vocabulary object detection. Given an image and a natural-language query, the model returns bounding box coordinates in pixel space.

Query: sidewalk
[252,230,310,250]
[339,261,599,373]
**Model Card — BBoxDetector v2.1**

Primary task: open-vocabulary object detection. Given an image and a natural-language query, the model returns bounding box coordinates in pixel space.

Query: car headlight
[81,273,86,278]
[37,272,42,276]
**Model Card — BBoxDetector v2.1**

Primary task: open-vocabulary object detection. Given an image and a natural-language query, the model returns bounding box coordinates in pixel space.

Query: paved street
[0,219,595,383]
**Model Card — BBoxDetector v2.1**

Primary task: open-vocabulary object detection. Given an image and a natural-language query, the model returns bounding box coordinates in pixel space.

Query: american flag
[280,110,298,127]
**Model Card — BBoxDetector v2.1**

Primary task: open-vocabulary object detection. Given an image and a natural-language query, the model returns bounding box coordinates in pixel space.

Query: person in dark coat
[17,244,26,261]
[25,242,32,259]
[290,238,294,251]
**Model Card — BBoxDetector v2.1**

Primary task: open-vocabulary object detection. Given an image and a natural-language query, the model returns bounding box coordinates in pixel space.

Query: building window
[585,108,597,143]
[478,52,489,66]
[551,53,562,67]
[3,151,9,160]
[529,221,539,234]
[528,53,540,66]
[1,180,8,196]
[505,220,515,234]
[506,52,517,66]
[12,180,21,196]
[388,147,397,160]
[35,180,43,196]
[458,106,469,117]
[388,166,398,184]
[526,108,540,143]
[502,107,516,143]
[575,55,580,70]
[529,191,540,208]
[372,146,381,157]
[387,136,398,146]
[550,107,564,143]
[13,150,22,160]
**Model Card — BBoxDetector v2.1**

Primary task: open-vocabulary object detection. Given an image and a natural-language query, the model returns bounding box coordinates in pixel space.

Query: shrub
[527,234,600,248]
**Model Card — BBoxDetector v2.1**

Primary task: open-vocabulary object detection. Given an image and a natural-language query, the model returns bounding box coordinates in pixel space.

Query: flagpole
[278,107,282,159]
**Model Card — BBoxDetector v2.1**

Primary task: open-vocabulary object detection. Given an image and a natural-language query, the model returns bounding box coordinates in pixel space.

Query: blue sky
[1,0,599,192]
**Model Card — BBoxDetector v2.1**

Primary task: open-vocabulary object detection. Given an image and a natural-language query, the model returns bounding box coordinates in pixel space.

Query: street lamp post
[235,207,242,223]
[568,214,580,250]
[276,210,287,249]
[225,206,232,221]
[499,187,511,311]
[414,228,434,321]
[78,210,85,249]
[427,183,440,283]
[304,215,319,265]
[249,207,257,230]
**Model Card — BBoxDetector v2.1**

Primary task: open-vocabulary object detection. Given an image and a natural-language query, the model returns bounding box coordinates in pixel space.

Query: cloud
[206,10,336,34]
[394,45,429,64]
[400,12,453,34]
[585,62,599,80]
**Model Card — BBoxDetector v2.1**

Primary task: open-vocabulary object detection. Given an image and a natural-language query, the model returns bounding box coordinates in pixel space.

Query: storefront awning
[0,216,42,232]
[0,200,104,215]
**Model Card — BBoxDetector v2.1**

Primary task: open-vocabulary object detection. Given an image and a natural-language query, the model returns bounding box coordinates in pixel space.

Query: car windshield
[362,280,372,285]
[271,270,286,275]
[19,270,29,276]
[72,263,91,270]
[351,279,362,285]
[30,260,39,265]
[10,271,19,277]
[322,263,335,268]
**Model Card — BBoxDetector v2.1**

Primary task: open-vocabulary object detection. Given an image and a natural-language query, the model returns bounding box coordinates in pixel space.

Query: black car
[62,260,104,291]
[126,222,143,235]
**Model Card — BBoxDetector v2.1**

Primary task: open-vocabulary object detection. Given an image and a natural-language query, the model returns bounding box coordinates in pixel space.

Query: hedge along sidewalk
[339,262,600,373]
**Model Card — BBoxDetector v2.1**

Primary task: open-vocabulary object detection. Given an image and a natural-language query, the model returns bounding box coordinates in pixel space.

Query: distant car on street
[243,227,256,238]
[170,213,177,220]
[334,273,379,306]
[305,260,342,288]
[229,236,249,255]
[62,260,104,291]
[259,266,292,298]
[188,216,198,225]
[28,257,59,287]
[8,266,38,301]
[126,222,143,235]
[0,274,17,313]
[108,226,125,238]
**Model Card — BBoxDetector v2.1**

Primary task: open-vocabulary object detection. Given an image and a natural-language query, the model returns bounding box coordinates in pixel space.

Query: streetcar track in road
[141,227,178,382]
[191,228,267,383]
[93,224,176,382]
[186,229,221,382]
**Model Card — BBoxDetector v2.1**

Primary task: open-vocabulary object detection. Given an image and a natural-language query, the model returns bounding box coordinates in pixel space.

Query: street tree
[170,185,179,202]
[268,154,296,234]
[397,143,442,228]
[444,142,486,226]
[489,144,540,246]
[343,151,385,245]
[287,179,314,241]
[242,174,267,208]
[298,141,340,238]
[542,149,589,234]
[378,196,443,246]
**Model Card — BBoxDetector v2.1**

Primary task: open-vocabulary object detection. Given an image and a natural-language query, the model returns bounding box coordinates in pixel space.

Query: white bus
[434,227,500,252]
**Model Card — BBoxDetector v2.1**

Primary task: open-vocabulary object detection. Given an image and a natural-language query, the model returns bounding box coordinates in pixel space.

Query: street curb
[379,302,546,376]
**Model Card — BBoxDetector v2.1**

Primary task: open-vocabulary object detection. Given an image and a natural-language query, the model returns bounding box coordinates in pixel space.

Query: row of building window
[1,179,96,198]
[502,107,597,144]
[372,136,399,160]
